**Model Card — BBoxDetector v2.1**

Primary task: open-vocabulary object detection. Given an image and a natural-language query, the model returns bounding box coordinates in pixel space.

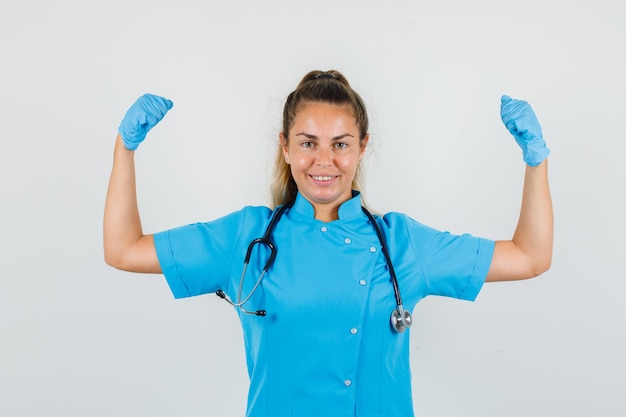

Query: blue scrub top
[154,192,495,417]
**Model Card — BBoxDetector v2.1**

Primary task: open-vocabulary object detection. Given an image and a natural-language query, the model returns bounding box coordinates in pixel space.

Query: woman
[104,70,552,417]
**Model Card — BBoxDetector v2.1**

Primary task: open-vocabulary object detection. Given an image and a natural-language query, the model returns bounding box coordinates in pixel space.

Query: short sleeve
[383,213,495,303]
[153,207,269,299]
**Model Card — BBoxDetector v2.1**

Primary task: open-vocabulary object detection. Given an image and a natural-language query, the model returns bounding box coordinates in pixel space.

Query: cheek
[336,154,360,172]
[290,153,314,170]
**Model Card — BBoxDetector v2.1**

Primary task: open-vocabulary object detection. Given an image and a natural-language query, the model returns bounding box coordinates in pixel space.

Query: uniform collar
[290,191,363,221]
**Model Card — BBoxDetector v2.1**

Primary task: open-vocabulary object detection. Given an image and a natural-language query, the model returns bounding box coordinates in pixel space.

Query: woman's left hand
[500,95,550,166]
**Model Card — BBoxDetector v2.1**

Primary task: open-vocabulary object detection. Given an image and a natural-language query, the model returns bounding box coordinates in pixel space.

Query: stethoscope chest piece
[391,307,413,333]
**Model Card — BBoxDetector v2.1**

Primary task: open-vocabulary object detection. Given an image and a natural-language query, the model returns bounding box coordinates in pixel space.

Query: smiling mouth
[311,175,336,181]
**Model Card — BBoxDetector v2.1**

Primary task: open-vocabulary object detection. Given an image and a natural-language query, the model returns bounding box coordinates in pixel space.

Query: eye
[334,142,348,149]
[302,141,315,148]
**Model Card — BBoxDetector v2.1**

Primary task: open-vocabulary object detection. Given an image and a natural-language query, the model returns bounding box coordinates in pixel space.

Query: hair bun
[313,72,337,80]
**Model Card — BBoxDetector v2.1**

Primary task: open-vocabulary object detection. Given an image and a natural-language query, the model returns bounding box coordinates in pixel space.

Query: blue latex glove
[118,94,173,150]
[500,95,549,166]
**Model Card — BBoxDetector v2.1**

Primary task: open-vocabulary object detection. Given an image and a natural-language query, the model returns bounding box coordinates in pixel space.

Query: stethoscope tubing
[217,202,412,331]
[360,207,403,309]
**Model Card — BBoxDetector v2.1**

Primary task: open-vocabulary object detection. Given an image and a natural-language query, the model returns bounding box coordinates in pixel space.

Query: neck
[314,206,339,222]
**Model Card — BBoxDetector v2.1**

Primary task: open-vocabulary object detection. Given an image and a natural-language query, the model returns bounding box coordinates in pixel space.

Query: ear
[359,134,370,161]
[279,133,290,164]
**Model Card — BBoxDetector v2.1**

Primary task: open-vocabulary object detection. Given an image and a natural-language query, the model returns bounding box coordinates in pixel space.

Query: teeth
[312,176,334,181]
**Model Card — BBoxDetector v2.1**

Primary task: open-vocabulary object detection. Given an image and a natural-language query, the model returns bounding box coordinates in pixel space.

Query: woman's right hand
[118,94,173,150]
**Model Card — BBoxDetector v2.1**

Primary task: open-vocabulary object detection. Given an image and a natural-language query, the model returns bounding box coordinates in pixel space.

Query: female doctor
[104,70,553,417]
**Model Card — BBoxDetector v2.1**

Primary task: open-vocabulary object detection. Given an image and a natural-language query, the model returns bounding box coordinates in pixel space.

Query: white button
[369,246,377,253]
[344,238,352,244]
[320,226,328,232]
[350,328,358,335]
[344,379,352,387]
[359,279,367,286]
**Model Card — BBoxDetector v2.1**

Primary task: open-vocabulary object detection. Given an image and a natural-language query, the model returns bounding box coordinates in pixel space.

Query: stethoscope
[216,202,413,333]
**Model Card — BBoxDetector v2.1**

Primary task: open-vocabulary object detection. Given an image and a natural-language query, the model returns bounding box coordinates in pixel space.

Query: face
[280,102,368,221]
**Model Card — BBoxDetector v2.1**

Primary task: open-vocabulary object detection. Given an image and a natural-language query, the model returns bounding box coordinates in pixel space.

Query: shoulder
[157,205,273,237]
[377,211,436,234]
[238,205,274,222]
[201,205,274,235]
[374,211,454,254]
[205,205,273,223]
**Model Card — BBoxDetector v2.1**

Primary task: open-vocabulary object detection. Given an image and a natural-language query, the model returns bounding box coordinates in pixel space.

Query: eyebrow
[294,132,355,140]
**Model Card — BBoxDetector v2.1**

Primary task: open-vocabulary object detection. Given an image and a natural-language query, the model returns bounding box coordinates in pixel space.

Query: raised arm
[486,96,553,282]
[103,94,173,273]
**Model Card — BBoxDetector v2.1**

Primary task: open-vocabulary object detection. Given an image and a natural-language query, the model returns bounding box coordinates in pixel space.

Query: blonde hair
[270,70,369,208]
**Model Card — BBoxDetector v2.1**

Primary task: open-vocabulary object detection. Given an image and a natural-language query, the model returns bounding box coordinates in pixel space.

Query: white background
[1,0,625,416]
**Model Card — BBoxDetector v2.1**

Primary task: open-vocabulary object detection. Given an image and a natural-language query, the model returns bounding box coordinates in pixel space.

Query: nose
[315,147,332,167]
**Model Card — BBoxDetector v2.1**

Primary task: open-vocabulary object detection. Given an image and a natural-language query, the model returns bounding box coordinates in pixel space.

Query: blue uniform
[154,192,495,417]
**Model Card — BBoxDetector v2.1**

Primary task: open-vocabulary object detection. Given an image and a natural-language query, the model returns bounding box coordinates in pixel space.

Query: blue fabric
[154,192,495,417]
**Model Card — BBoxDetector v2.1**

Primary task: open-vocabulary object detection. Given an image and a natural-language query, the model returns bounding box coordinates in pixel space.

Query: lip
[309,174,338,184]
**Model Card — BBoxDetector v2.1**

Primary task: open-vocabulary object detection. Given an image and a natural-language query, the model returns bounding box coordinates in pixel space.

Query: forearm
[486,160,553,282]
[512,160,553,275]
[103,135,153,270]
